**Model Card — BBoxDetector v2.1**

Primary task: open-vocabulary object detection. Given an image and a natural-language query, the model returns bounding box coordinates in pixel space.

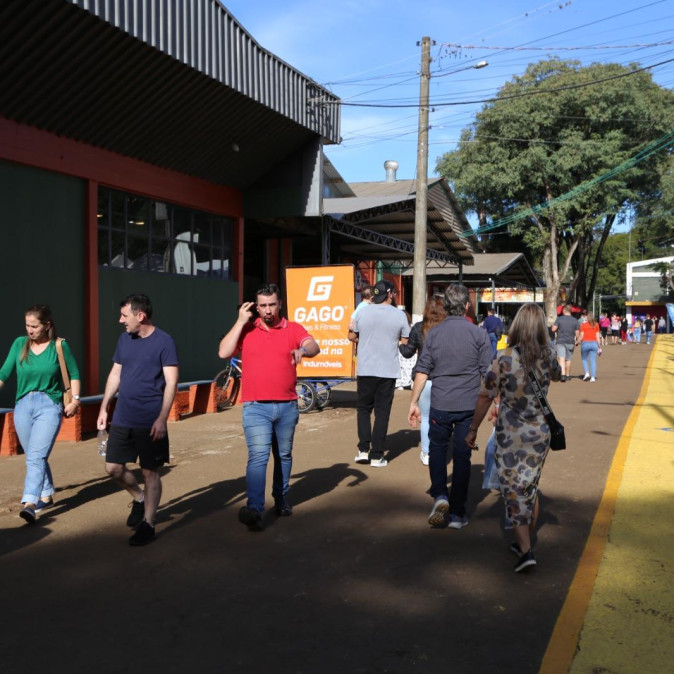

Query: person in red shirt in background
[218,283,320,531]
[577,313,601,382]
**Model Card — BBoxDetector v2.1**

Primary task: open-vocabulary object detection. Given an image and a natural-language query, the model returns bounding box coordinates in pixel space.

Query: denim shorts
[555,343,574,360]
[105,424,169,469]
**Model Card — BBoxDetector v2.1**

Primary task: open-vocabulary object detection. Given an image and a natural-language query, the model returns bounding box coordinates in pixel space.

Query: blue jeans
[581,342,598,378]
[646,330,652,344]
[242,401,299,513]
[633,328,641,343]
[428,408,474,517]
[488,333,498,357]
[13,392,62,504]
[418,380,432,455]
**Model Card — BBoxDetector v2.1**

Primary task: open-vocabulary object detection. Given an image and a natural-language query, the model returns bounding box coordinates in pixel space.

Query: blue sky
[223,0,673,188]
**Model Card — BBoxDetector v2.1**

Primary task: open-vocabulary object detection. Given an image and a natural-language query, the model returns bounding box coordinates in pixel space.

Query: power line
[439,41,674,52]
[335,57,674,108]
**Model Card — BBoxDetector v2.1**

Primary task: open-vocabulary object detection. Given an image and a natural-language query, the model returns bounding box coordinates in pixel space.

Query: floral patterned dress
[479,345,561,527]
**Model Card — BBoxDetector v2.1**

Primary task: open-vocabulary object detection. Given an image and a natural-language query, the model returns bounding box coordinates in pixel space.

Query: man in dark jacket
[408,285,493,529]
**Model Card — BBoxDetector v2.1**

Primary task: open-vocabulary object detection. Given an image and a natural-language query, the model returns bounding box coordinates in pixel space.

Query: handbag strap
[514,347,557,426]
[55,338,71,393]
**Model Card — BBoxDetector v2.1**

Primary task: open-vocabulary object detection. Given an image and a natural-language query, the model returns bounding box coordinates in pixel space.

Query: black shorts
[105,424,169,469]
[600,327,608,337]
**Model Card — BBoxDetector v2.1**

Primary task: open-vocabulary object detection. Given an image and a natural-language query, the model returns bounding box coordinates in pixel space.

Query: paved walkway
[0,336,671,673]
[543,334,674,673]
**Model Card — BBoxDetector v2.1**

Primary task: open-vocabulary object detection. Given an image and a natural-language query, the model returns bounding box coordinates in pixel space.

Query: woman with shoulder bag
[0,305,81,524]
[465,303,561,573]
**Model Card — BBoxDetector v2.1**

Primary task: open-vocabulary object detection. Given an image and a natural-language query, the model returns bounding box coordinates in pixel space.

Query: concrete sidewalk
[0,337,670,673]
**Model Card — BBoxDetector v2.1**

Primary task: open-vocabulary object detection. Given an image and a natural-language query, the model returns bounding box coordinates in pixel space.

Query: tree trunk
[583,213,616,306]
[542,248,560,324]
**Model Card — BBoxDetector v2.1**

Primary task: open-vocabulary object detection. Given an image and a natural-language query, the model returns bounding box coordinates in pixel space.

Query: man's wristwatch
[73,395,81,401]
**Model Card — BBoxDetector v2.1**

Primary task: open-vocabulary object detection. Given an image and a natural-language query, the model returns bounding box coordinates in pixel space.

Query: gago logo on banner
[307,276,334,301]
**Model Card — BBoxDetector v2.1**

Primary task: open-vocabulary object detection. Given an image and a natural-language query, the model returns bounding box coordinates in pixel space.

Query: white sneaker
[354,451,369,464]
[448,514,469,529]
[583,373,590,381]
[590,377,596,382]
[369,457,388,468]
[428,497,449,526]
[420,451,429,466]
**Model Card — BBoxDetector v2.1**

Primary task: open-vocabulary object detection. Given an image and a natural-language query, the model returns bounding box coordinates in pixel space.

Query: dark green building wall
[98,270,238,387]
[0,159,240,407]
[0,160,85,408]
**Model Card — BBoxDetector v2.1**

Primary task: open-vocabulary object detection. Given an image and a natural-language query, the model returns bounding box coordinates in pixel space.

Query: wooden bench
[58,381,219,441]
[168,380,219,421]
[1,381,221,449]
[0,408,19,456]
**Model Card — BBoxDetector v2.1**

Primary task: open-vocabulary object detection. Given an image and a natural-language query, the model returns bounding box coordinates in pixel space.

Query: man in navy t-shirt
[481,307,505,357]
[97,293,179,546]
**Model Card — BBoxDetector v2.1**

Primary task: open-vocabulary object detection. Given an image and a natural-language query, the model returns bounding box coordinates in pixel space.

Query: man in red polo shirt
[218,283,320,531]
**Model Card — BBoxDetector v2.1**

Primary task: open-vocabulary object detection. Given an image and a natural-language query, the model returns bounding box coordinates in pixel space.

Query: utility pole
[412,36,432,322]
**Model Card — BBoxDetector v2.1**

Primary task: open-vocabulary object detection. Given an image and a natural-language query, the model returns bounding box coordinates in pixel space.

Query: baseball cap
[372,280,395,304]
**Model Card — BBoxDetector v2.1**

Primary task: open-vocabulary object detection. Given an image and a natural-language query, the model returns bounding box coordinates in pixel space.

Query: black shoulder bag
[516,348,566,451]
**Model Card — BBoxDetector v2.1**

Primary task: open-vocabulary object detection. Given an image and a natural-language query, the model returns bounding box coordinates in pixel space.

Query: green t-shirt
[0,337,80,405]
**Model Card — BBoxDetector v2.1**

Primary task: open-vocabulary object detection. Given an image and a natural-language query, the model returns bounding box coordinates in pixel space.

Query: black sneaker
[509,542,522,556]
[129,521,155,546]
[514,549,537,573]
[19,504,36,524]
[274,498,293,517]
[238,506,264,531]
[126,499,145,528]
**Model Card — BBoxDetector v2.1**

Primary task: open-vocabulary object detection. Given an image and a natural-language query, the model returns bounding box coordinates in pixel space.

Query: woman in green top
[0,305,81,524]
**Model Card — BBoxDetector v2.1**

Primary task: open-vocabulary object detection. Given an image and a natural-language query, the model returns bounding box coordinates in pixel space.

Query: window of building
[97,187,234,280]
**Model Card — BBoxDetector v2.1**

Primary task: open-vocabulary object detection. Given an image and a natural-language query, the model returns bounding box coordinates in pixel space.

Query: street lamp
[412,47,488,320]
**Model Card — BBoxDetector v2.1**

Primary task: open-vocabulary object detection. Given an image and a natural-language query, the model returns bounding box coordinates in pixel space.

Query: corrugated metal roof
[402,252,541,287]
[349,177,480,254]
[0,0,340,188]
[324,193,474,265]
[324,195,412,215]
[322,155,355,197]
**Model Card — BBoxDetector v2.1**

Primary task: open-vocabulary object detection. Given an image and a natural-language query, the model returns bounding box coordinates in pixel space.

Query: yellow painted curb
[539,337,663,674]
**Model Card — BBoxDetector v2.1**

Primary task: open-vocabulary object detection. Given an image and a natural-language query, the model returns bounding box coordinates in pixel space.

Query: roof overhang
[0,0,340,189]
[401,252,540,287]
[324,194,474,266]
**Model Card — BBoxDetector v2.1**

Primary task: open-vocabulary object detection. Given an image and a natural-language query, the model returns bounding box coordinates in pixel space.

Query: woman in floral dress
[466,303,561,573]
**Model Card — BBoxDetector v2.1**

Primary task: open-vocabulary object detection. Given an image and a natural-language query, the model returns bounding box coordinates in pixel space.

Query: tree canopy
[436,58,674,320]
[633,153,674,256]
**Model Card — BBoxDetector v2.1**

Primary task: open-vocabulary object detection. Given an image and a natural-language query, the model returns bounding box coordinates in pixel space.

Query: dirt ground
[0,342,654,673]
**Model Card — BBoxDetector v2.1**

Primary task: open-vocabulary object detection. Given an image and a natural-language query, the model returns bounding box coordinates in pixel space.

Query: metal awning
[402,252,541,287]
[0,0,340,189]
[323,191,475,267]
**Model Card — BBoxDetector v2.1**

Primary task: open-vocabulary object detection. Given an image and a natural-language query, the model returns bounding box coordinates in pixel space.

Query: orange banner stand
[285,265,356,378]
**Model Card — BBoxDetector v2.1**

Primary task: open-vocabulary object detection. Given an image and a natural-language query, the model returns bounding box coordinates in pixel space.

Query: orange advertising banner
[285,265,356,378]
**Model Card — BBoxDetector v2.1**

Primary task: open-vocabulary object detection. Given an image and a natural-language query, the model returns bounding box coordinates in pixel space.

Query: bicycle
[214,356,242,410]
[295,381,317,413]
[295,380,334,413]
[215,359,334,414]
